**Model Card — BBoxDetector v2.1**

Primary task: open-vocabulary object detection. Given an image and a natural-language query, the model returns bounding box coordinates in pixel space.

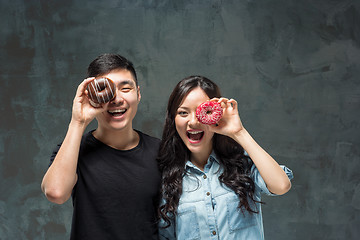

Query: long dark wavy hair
[157,76,261,228]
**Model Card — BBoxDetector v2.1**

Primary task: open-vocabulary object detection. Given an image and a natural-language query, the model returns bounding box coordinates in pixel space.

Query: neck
[190,148,212,171]
[93,125,139,150]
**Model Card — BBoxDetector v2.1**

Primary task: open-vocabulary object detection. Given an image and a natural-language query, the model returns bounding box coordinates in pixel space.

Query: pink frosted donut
[86,77,116,104]
[196,101,223,125]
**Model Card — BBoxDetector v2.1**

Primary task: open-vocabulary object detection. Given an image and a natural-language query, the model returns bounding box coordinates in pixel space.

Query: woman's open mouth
[186,130,204,143]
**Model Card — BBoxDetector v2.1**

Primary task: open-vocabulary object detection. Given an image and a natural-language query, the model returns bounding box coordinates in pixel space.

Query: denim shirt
[159,152,293,240]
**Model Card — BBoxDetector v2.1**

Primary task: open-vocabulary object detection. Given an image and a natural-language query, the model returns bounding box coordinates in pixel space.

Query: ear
[137,85,141,102]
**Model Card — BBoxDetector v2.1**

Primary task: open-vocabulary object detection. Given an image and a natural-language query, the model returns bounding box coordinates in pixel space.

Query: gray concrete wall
[1,0,359,239]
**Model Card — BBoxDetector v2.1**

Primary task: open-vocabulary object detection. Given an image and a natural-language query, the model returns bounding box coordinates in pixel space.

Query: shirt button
[206,192,211,196]
[212,231,217,235]
[203,175,207,179]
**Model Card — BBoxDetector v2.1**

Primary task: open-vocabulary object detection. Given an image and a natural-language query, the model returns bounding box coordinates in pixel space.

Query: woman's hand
[71,78,106,127]
[208,98,245,139]
[208,97,291,195]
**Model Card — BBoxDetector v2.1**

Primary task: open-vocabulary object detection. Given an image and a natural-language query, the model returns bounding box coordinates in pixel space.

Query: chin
[108,122,130,131]
[186,144,203,154]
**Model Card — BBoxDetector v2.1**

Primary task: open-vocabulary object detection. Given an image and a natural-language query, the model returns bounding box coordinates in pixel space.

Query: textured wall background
[1,0,359,239]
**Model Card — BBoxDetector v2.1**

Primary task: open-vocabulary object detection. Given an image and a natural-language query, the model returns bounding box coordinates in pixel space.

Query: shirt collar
[185,151,220,172]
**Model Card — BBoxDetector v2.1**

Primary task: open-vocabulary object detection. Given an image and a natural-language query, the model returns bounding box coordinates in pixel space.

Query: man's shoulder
[79,130,98,147]
[137,130,161,144]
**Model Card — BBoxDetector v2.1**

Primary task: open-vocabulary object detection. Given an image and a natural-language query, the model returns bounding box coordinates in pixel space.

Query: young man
[41,54,161,239]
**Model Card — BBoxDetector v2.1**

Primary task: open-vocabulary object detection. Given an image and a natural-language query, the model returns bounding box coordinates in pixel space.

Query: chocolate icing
[86,77,116,104]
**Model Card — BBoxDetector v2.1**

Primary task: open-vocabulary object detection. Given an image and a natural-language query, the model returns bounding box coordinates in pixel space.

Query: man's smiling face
[95,69,141,132]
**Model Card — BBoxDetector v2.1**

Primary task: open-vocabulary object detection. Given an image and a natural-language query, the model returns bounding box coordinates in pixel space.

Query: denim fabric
[159,152,293,240]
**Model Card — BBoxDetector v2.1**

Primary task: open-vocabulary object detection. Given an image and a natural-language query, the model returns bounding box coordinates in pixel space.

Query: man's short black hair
[87,53,138,85]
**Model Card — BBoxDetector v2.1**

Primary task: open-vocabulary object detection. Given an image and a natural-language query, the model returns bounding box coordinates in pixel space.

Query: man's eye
[122,88,131,92]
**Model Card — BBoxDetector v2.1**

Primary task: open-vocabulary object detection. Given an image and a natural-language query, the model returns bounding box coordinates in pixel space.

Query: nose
[110,90,124,105]
[188,112,199,127]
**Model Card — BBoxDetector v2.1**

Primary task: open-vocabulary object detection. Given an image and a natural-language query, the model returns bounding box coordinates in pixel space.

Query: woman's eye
[178,111,188,116]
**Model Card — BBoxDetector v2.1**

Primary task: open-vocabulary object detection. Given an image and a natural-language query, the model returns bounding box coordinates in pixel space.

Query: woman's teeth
[187,131,204,141]
[189,130,202,134]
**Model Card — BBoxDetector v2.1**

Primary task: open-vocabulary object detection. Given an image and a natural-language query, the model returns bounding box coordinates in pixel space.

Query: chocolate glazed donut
[86,77,116,104]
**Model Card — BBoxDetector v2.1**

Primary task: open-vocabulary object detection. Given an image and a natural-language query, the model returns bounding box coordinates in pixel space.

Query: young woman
[157,76,293,240]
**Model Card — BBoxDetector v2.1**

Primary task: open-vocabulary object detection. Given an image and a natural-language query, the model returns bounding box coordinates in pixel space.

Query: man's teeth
[109,109,126,114]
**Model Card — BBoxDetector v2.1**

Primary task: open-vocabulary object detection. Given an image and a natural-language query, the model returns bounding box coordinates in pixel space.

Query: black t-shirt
[50,130,161,240]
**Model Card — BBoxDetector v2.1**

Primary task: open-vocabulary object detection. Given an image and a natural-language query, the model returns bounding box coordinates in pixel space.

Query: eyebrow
[177,106,191,111]
[117,80,136,87]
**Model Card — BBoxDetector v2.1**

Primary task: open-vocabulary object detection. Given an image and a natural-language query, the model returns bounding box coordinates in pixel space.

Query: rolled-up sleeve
[251,165,293,196]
